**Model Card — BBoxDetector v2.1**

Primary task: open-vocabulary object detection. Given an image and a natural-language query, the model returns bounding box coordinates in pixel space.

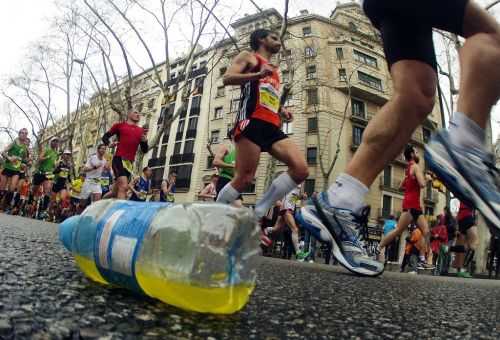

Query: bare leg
[115,176,129,200]
[283,211,300,253]
[379,212,412,248]
[345,61,436,187]
[457,2,500,128]
[416,215,430,258]
[231,137,261,192]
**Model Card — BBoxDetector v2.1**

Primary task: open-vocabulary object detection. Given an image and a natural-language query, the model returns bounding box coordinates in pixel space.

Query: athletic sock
[327,173,368,215]
[254,173,298,219]
[291,230,299,254]
[448,112,486,151]
[215,182,241,205]
[419,255,426,263]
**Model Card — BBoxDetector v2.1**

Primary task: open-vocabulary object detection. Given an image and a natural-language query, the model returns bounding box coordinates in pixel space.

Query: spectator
[198,174,218,201]
[430,214,448,265]
[160,172,176,203]
[383,214,398,262]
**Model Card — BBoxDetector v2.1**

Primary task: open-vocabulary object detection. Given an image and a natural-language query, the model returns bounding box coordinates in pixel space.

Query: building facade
[43,3,447,231]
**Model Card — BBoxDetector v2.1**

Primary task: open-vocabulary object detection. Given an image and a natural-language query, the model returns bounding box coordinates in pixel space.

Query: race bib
[45,173,55,180]
[259,83,280,113]
[166,193,175,203]
[59,170,69,178]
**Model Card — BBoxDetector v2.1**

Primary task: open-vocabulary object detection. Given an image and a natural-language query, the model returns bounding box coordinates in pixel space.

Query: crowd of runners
[1,0,500,277]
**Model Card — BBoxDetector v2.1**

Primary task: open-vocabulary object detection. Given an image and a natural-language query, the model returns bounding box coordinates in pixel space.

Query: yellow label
[259,83,279,113]
[122,159,134,175]
[45,173,55,180]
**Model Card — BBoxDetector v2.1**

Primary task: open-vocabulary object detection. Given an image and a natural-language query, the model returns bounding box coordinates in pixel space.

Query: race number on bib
[259,83,280,113]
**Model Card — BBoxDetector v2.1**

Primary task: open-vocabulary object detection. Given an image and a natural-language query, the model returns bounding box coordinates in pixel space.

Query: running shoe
[260,231,272,247]
[296,250,310,262]
[297,192,384,277]
[456,271,472,278]
[425,130,500,236]
[417,261,434,270]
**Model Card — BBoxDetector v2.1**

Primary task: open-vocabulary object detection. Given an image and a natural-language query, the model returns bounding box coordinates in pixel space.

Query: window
[206,155,214,169]
[306,65,317,80]
[151,167,165,189]
[190,96,201,115]
[242,180,256,194]
[382,195,392,217]
[190,63,198,71]
[160,144,168,157]
[170,72,177,80]
[282,49,292,59]
[351,98,365,118]
[173,142,182,154]
[282,71,289,84]
[184,140,195,154]
[216,86,225,97]
[383,165,392,187]
[339,68,347,82]
[230,98,241,112]
[358,71,383,91]
[148,98,155,109]
[282,121,293,135]
[169,164,193,190]
[349,22,358,32]
[353,126,364,146]
[162,133,169,144]
[210,130,220,144]
[200,60,207,68]
[306,88,319,105]
[214,107,223,120]
[303,26,312,37]
[307,117,318,133]
[153,146,159,158]
[187,117,198,130]
[304,179,315,196]
[307,147,317,164]
[193,77,204,95]
[219,67,227,77]
[336,47,344,60]
[353,50,378,68]
[177,120,185,133]
[305,47,316,58]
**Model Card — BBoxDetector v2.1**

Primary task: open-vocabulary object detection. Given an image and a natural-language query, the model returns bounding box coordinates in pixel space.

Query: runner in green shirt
[0,128,29,211]
[213,141,242,207]
[33,137,60,219]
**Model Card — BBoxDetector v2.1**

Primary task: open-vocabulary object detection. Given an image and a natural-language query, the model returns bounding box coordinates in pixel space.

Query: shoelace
[349,206,371,253]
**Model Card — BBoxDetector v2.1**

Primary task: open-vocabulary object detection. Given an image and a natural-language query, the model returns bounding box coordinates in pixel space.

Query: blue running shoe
[298,193,385,277]
[425,130,500,236]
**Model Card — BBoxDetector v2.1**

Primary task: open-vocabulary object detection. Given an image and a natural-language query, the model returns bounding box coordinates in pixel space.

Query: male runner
[378,145,433,269]
[212,141,242,207]
[80,144,108,206]
[33,137,59,219]
[453,202,479,278]
[300,0,500,276]
[129,166,152,202]
[102,110,149,199]
[0,128,29,210]
[13,137,31,212]
[216,29,309,221]
[160,171,176,202]
[49,150,72,221]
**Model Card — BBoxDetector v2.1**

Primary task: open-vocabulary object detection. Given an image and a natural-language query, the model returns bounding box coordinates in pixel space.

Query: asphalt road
[0,213,499,339]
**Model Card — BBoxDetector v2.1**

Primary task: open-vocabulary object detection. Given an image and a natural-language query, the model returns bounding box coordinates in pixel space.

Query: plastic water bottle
[59,199,259,314]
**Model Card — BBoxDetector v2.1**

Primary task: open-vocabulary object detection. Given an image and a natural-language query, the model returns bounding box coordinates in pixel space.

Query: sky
[0,0,499,148]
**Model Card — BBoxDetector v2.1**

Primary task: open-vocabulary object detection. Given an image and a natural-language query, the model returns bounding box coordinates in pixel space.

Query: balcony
[190,106,200,116]
[170,153,195,165]
[188,66,207,79]
[165,74,185,86]
[350,112,370,126]
[148,157,167,167]
[379,177,403,195]
[377,208,401,221]
[335,80,389,106]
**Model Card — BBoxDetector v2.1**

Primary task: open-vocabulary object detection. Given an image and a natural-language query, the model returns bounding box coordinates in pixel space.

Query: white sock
[448,112,486,151]
[327,173,368,215]
[215,182,241,204]
[254,172,298,219]
[291,231,299,253]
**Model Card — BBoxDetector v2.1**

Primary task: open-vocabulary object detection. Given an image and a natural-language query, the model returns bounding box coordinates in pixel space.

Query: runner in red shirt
[216,29,308,223]
[379,145,433,269]
[453,201,478,278]
[102,110,148,199]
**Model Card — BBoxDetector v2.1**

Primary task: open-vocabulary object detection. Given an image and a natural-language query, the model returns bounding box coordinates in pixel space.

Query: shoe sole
[299,204,384,277]
[425,141,500,236]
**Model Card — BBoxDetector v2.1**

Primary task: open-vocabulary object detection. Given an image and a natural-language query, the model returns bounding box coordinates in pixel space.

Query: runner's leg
[379,212,412,249]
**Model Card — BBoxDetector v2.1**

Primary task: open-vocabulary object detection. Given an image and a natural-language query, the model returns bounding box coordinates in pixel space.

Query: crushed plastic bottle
[59,199,260,314]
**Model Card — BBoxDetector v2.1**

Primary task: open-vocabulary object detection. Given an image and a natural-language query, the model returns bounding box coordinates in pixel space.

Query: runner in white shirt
[198,174,218,201]
[80,144,108,206]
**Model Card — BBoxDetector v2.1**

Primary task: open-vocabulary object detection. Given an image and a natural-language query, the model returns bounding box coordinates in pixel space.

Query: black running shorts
[234,118,288,152]
[458,215,475,234]
[362,0,469,70]
[403,208,423,222]
[33,172,49,186]
[1,168,20,178]
[112,156,132,180]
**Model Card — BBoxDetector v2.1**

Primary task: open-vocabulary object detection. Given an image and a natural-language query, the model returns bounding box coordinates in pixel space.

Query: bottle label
[94,201,170,293]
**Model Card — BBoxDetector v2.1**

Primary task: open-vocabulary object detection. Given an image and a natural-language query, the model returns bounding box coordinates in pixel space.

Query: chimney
[300,9,309,16]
